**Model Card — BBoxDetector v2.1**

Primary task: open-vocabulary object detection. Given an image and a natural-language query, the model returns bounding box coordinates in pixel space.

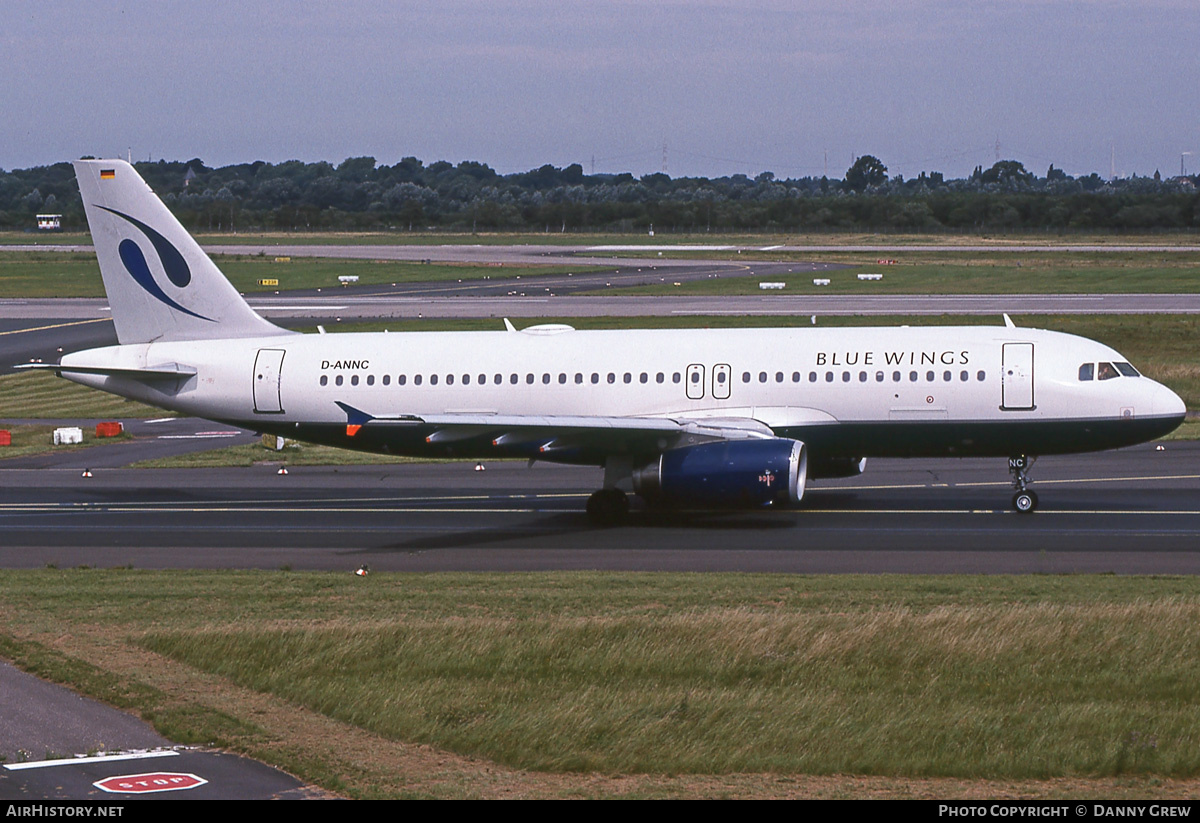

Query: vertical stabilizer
[74,159,291,344]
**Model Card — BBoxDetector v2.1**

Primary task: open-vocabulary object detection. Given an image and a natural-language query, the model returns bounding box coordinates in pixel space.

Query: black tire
[1012,491,1038,513]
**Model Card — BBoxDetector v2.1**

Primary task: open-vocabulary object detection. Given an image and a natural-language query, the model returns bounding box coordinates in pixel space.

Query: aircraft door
[686,364,705,400]
[253,348,286,414]
[1001,342,1035,410]
[712,364,731,400]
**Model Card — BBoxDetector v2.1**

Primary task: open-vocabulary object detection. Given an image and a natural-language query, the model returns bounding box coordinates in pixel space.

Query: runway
[2,441,1199,573]
[2,246,1198,573]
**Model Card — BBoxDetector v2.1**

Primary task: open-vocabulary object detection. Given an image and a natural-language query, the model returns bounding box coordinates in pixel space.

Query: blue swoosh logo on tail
[97,205,213,321]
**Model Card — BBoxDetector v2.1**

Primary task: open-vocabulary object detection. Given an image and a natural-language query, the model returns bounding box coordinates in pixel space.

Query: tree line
[3,154,1198,234]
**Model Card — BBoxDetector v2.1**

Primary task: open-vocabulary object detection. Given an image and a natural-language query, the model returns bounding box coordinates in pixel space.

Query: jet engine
[807,455,868,479]
[632,438,807,508]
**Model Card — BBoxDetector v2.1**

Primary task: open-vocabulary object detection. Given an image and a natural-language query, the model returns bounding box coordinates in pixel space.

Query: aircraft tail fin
[74,159,291,344]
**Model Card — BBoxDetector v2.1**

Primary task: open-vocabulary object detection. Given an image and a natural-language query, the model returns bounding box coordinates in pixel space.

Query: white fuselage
[60,324,1185,464]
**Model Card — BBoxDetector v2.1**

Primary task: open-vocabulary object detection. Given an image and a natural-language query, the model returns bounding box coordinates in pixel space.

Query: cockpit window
[1078,363,1094,381]
[1115,362,1140,377]
[1097,362,1119,380]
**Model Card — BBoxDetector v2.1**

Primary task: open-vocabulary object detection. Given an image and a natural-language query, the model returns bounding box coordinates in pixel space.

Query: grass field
[0,424,130,459]
[0,370,171,419]
[594,250,1200,296]
[0,251,605,299]
[6,229,1200,247]
[125,440,469,469]
[2,570,1199,798]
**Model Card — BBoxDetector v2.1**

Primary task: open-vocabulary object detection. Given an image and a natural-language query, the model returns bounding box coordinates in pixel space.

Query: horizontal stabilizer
[16,362,197,380]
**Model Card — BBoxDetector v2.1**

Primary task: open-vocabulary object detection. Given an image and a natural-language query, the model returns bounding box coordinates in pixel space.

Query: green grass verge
[3,570,1200,793]
[7,230,1200,247]
[0,371,173,418]
[593,250,1200,295]
[0,424,131,460]
[7,244,1200,299]
[125,440,471,469]
[0,251,606,298]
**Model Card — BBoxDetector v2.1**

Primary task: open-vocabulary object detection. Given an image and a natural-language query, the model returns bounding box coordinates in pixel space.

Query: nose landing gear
[1009,455,1038,513]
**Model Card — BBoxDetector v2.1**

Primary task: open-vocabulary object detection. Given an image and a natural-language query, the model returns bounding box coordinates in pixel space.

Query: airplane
[24,159,1188,522]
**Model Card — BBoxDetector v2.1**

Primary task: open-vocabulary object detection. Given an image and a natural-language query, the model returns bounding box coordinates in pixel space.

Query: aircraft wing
[335,402,776,461]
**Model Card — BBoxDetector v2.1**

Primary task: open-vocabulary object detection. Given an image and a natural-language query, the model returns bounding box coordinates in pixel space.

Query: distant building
[36,214,62,231]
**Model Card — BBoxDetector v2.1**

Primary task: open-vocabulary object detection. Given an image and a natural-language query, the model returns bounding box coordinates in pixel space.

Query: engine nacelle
[632,438,807,508]
[807,455,867,479]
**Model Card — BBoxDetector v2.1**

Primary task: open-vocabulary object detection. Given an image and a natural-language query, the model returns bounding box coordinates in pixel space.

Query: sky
[4,1,1198,180]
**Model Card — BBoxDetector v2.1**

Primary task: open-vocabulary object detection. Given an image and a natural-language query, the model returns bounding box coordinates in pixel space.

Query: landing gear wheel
[1012,490,1038,514]
[1008,455,1038,514]
[586,488,629,525]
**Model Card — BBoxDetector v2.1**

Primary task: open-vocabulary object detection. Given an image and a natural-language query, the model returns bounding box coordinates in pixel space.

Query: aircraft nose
[1154,381,1186,419]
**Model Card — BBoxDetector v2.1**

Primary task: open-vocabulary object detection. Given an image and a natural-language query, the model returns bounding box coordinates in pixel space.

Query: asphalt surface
[2,441,1199,572]
[3,243,1199,799]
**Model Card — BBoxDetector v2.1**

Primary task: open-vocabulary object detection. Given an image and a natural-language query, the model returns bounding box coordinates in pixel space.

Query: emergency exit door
[1001,342,1035,410]
[253,349,285,413]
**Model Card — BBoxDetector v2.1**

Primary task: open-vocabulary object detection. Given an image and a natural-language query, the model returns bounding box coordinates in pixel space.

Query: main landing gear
[1009,455,1039,514]
[586,488,629,525]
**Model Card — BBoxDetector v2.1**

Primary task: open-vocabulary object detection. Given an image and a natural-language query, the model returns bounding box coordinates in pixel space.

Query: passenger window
[892,371,901,382]
[367,375,375,386]
[592,373,600,384]
[429,374,437,386]
[320,375,328,386]
[673,373,681,383]
[559,373,567,384]
[542,373,550,384]
[842,372,850,382]
[510,374,518,384]
[1098,362,1119,380]
[640,372,648,383]
[792,372,801,382]
[960,371,968,382]
[414,375,422,386]
[461,374,469,385]
[608,373,615,384]
[478,374,486,385]
[759,372,767,383]
[943,371,951,382]
[526,373,535,384]
[351,375,359,386]
[809,372,817,382]
[775,372,784,383]
[909,371,918,382]
[1079,363,1094,381]
[383,375,390,386]
[656,373,664,384]
[446,374,454,385]
[624,373,632,384]
[977,370,986,382]
[690,372,699,384]
[336,375,344,386]
[859,371,867,382]
[742,372,751,383]
[717,371,726,384]
[494,374,502,385]
[926,371,934,382]
[825,371,833,383]
[398,374,406,386]
[575,373,583,384]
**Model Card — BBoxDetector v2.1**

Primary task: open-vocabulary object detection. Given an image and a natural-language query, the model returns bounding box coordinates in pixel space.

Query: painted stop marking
[94,771,208,793]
